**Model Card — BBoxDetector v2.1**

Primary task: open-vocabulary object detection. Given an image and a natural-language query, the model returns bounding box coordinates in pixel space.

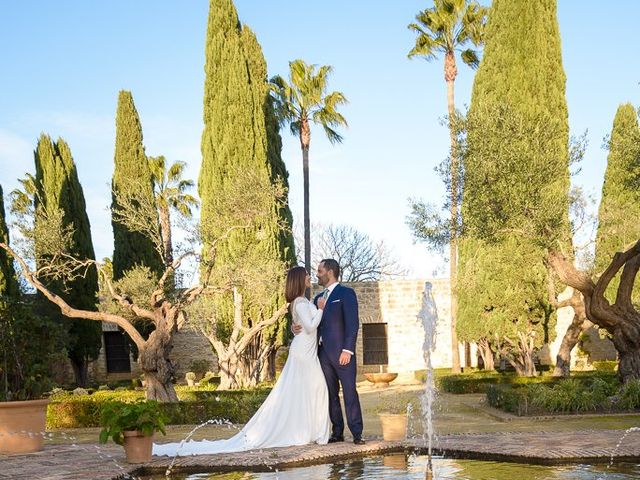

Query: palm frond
[289,120,301,137]
[460,48,480,69]
[408,0,486,61]
[148,155,166,188]
[167,161,186,183]
[321,125,344,145]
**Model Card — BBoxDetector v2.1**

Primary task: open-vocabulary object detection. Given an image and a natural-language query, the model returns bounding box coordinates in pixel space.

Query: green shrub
[414,368,453,383]
[487,375,621,415]
[439,370,617,395]
[619,380,640,410]
[592,360,617,372]
[46,388,271,428]
[200,372,220,386]
[189,360,211,379]
[486,385,530,415]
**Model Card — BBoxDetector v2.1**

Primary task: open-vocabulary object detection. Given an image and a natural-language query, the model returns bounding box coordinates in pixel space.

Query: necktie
[322,289,329,300]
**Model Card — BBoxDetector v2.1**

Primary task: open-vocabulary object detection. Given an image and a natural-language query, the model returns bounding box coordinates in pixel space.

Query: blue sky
[1,1,639,278]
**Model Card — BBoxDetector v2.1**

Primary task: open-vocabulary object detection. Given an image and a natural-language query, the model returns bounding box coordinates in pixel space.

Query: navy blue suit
[314,284,363,439]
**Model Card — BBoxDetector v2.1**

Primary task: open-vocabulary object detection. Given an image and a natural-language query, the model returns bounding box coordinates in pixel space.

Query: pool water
[142,453,640,479]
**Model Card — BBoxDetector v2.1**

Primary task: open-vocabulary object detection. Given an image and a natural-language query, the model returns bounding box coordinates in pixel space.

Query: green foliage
[198,0,295,382]
[270,59,348,146]
[459,0,571,372]
[529,379,610,413]
[487,375,621,415]
[200,371,220,386]
[33,134,102,383]
[47,388,271,429]
[592,360,618,372]
[99,400,167,445]
[101,265,159,320]
[486,385,529,415]
[0,184,65,400]
[189,360,212,378]
[0,185,18,299]
[0,300,65,401]
[111,90,163,281]
[595,104,640,304]
[407,0,487,66]
[439,371,554,394]
[618,380,640,410]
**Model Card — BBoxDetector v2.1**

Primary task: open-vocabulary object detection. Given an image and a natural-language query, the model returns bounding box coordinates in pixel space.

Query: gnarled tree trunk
[548,241,640,383]
[139,325,178,402]
[477,338,495,371]
[501,331,537,377]
[546,281,593,377]
[200,292,288,390]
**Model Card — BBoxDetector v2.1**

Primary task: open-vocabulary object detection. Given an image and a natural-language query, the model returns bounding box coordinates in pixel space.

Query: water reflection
[144,454,640,479]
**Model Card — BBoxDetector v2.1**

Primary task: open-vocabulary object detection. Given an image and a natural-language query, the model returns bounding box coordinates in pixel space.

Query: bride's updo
[285,266,307,306]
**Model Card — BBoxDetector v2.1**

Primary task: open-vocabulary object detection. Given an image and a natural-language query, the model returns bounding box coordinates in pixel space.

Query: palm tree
[270,60,348,287]
[148,156,198,267]
[408,0,487,374]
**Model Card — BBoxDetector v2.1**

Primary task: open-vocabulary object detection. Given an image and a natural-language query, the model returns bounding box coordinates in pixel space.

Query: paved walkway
[5,386,640,479]
[2,429,640,479]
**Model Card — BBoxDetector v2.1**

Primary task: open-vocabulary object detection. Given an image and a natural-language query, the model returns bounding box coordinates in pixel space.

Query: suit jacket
[314,284,359,360]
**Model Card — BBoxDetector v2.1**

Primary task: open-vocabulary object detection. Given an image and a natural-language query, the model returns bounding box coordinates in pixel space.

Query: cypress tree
[595,104,640,303]
[242,25,297,356]
[111,90,162,280]
[459,0,570,375]
[199,0,295,384]
[34,134,102,385]
[0,185,18,300]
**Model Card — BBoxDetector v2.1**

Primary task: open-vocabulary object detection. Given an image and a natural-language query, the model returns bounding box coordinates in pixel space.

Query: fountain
[162,417,238,476]
[416,282,438,479]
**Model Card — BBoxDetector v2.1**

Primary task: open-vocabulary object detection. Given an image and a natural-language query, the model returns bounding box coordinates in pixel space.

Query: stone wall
[83,279,617,385]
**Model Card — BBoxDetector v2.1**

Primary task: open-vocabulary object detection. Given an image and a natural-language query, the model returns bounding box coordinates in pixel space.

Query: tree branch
[0,241,146,347]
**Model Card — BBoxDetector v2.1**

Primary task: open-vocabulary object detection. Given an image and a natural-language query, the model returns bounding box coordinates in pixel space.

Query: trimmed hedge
[438,370,618,394]
[47,388,271,429]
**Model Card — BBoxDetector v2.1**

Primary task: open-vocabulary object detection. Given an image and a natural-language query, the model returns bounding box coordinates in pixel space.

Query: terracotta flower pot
[123,430,154,464]
[0,398,50,454]
[378,413,407,441]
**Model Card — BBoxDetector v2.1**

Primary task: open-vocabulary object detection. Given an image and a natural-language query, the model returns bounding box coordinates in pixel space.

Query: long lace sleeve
[294,298,323,333]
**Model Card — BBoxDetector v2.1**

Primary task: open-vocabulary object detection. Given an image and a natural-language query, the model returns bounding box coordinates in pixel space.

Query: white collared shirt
[320,281,353,356]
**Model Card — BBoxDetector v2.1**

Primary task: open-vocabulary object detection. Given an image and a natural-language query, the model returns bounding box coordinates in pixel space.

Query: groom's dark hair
[320,258,340,281]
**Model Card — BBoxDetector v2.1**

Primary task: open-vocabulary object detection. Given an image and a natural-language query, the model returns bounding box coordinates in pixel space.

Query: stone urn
[0,398,50,454]
[364,372,398,388]
[122,431,154,464]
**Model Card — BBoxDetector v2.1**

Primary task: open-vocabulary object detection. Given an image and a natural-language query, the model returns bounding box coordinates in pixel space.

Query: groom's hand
[339,351,352,366]
[291,323,303,335]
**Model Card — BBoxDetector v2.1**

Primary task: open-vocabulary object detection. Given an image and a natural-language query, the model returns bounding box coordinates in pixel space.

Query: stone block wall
[82,280,617,385]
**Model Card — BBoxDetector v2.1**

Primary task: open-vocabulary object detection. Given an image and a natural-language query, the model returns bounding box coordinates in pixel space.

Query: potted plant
[189,359,211,381]
[99,400,167,463]
[0,301,63,454]
[374,397,413,441]
[185,371,196,387]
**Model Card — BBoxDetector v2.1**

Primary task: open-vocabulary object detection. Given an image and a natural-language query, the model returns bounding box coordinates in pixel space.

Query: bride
[153,266,331,456]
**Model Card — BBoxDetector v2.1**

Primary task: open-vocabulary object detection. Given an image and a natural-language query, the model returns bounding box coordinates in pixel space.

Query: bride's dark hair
[285,266,307,309]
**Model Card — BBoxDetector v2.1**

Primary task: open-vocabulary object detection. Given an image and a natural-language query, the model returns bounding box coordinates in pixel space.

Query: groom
[295,259,364,444]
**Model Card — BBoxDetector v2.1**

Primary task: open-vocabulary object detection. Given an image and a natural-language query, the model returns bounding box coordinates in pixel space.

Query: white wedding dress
[153,297,330,456]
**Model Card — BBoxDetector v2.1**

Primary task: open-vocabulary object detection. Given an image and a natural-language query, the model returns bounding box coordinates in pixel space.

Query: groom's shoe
[353,437,365,445]
[328,435,344,443]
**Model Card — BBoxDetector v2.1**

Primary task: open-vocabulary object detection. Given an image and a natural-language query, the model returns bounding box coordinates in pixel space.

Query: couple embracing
[154,259,364,457]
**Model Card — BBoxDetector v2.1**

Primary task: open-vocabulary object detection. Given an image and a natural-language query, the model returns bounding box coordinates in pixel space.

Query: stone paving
[2,429,640,479]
